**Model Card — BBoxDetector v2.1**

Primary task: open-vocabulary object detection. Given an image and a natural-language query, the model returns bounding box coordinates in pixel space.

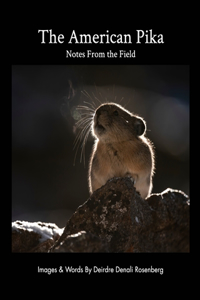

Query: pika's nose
[96,106,108,118]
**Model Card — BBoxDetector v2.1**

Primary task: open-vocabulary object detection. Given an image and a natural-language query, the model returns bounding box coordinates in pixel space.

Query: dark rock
[144,188,190,252]
[53,231,109,252]
[12,178,190,253]
[51,177,140,252]
[50,178,190,253]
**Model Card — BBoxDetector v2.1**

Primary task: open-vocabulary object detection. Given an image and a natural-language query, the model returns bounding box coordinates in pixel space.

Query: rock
[12,178,190,253]
[12,221,63,252]
[54,231,109,252]
[50,178,190,253]
[134,188,190,252]
[50,177,140,252]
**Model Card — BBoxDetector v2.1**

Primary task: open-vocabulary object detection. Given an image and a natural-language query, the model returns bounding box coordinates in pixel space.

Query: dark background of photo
[12,65,189,227]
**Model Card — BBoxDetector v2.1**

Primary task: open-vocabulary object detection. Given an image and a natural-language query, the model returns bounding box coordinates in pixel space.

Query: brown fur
[88,103,155,199]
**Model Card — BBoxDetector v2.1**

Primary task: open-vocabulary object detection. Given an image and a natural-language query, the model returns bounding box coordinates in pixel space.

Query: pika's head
[92,103,146,142]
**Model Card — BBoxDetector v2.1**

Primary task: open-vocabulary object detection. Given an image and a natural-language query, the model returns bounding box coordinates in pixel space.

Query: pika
[88,102,155,199]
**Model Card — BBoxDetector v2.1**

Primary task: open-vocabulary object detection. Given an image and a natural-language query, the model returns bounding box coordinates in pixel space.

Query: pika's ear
[134,117,146,136]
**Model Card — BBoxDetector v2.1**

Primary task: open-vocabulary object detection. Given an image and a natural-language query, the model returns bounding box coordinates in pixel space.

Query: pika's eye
[113,110,119,116]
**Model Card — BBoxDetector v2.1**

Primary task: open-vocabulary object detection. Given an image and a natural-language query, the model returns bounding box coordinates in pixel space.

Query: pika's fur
[88,102,155,199]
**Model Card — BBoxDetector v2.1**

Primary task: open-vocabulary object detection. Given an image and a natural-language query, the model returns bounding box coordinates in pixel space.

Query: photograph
[12,65,189,256]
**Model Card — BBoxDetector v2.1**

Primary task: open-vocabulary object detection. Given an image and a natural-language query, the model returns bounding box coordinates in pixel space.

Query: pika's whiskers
[92,92,102,105]
[76,104,94,112]
[73,103,95,166]
[81,90,97,108]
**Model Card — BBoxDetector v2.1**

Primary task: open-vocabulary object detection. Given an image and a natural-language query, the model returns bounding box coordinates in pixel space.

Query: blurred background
[12,65,189,227]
